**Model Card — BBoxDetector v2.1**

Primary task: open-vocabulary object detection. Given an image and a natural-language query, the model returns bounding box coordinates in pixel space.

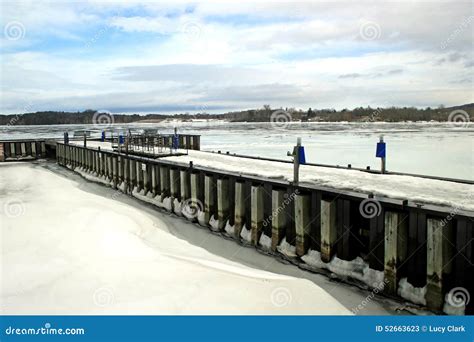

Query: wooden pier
[0,139,47,162]
[53,141,474,314]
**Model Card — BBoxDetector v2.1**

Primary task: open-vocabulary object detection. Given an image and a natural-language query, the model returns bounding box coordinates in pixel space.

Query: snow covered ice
[0,161,361,315]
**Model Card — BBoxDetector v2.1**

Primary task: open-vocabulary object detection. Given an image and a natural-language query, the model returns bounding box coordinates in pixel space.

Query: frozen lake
[1,122,473,180]
[2,161,391,315]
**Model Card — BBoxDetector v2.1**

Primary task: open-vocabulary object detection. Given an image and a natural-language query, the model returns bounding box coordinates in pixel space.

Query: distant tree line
[1,104,472,126]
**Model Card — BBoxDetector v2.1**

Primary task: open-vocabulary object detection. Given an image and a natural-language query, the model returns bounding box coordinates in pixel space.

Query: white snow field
[69,141,474,212]
[0,161,362,315]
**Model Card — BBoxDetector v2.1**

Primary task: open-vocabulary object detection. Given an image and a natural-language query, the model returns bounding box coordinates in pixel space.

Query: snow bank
[197,211,207,226]
[224,221,235,236]
[173,198,183,216]
[277,238,297,258]
[74,167,111,187]
[73,165,177,213]
[302,250,385,289]
[240,225,252,243]
[259,234,272,250]
[1,162,351,315]
[129,186,172,211]
[397,278,427,306]
[209,215,220,231]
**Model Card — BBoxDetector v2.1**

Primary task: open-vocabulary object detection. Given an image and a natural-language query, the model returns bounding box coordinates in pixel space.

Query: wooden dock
[54,141,474,314]
[0,139,47,161]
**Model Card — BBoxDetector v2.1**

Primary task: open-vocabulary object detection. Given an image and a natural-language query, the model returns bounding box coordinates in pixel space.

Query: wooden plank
[369,207,385,271]
[310,191,322,251]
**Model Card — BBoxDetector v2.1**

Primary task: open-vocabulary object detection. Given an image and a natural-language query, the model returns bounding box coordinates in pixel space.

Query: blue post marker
[172,134,179,150]
[172,127,179,151]
[298,145,306,165]
[119,134,124,145]
[376,135,386,173]
[101,131,105,142]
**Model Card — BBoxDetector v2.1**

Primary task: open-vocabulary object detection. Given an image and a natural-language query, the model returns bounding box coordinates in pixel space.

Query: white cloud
[0,0,472,114]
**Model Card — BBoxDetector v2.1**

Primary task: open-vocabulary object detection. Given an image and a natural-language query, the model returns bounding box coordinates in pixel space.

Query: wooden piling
[251,185,264,245]
[136,161,143,192]
[234,181,246,239]
[426,218,454,310]
[321,199,337,263]
[129,159,136,191]
[202,175,215,226]
[384,211,408,295]
[123,158,129,193]
[170,169,180,199]
[216,178,230,230]
[151,165,159,196]
[112,156,118,189]
[271,189,287,251]
[295,194,311,257]
[180,170,190,201]
[190,172,202,219]
[160,166,170,198]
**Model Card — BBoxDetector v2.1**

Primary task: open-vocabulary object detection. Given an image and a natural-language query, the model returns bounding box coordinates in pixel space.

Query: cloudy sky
[1,0,473,114]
